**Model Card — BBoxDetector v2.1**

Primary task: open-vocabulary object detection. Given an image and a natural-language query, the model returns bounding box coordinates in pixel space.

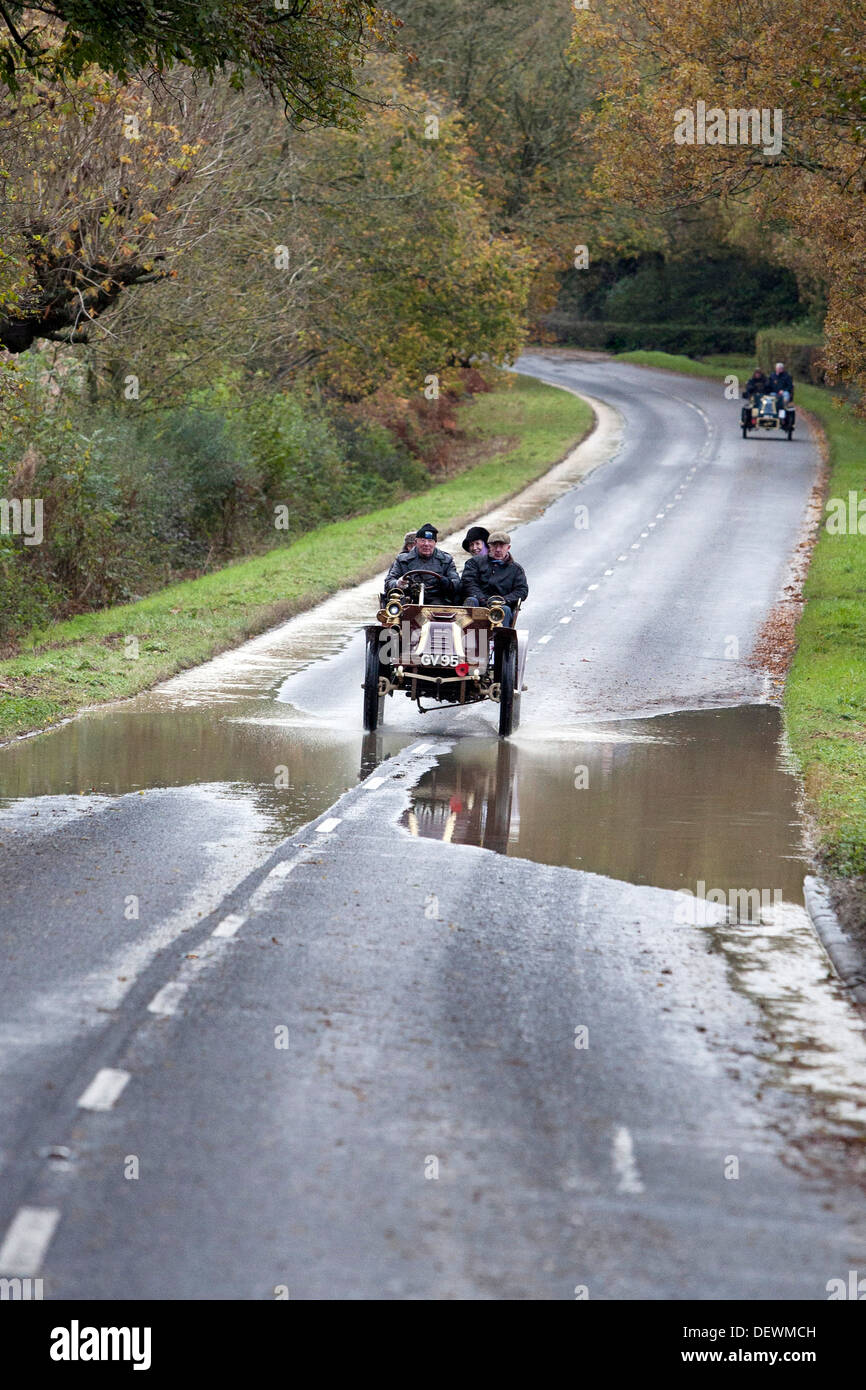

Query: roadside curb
[803,874,866,1009]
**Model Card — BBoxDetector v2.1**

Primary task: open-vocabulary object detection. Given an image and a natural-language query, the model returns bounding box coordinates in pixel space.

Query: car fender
[492,625,528,691]
[516,628,529,689]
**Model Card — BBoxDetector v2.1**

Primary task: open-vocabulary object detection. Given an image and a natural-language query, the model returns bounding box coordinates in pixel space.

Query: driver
[768,360,794,404]
[384,523,460,603]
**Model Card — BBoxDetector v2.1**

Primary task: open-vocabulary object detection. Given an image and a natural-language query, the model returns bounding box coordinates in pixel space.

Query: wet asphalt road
[1,355,866,1300]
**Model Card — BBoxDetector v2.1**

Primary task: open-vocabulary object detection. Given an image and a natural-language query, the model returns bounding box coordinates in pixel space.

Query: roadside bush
[328,413,429,494]
[541,316,756,356]
[755,326,826,383]
[0,541,55,646]
[0,367,486,645]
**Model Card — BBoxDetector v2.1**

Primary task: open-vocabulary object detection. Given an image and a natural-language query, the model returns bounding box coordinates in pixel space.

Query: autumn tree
[571,1,866,396]
[0,1,397,118]
[58,58,534,403]
[395,0,658,319]
[0,70,297,354]
[288,59,535,396]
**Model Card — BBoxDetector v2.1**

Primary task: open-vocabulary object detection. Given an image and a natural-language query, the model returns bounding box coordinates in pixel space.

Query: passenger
[461,525,489,558]
[743,366,768,402]
[742,366,769,427]
[461,530,528,627]
[767,360,794,405]
[400,530,417,553]
[384,523,460,603]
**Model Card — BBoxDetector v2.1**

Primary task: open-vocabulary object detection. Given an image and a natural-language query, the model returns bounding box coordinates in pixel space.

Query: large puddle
[403,705,808,901]
[1,700,806,889]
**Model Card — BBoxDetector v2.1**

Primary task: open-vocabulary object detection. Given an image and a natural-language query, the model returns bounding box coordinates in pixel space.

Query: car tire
[498,641,518,737]
[363,631,382,732]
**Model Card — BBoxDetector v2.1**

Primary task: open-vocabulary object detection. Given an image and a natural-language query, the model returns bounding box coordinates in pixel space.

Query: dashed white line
[631,543,640,550]
[588,583,599,591]
[77,1068,130,1112]
[538,635,553,644]
[411,743,430,755]
[0,1206,60,1276]
[247,858,300,912]
[316,817,342,834]
[212,912,246,939]
[612,1125,645,1194]
[617,554,627,561]
[559,617,571,624]
[364,777,386,790]
[265,859,300,881]
[604,569,613,576]
[147,981,189,1016]
[573,600,585,608]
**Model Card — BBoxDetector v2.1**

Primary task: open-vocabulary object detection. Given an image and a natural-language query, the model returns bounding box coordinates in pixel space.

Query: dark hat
[488,530,511,545]
[416,523,438,539]
[462,525,490,552]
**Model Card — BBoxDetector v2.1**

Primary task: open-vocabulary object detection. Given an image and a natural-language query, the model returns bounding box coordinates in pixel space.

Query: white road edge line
[316,817,342,834]
[212,912,247,939]
[147,981,189,1016]
[77,1067,130,1112]
[0,1206,61,1276]
[612,1125,645,1195]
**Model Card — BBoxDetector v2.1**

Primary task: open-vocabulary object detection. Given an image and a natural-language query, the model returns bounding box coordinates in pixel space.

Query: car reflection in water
[400,739,518,855]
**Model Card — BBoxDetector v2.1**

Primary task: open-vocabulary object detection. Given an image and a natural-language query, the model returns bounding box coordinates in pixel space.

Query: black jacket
[384,546,460,601]
[461,553,528,605]
[768,369,794,398]
[744,372,768,399]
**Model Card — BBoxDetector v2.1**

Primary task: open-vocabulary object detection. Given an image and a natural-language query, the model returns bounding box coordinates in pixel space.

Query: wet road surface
[1,355,865,1299]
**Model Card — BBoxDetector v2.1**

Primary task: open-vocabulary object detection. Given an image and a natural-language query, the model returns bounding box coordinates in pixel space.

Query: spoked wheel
[498,640,519,737]
[363,631,383,732]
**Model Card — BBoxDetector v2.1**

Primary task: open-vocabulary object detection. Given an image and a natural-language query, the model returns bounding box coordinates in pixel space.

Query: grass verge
[618,349,866,879]
[0,373,592,742]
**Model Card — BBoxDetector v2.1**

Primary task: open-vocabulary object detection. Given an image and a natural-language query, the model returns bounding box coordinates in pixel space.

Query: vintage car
[362,568,528,736]
[741,392,795,440]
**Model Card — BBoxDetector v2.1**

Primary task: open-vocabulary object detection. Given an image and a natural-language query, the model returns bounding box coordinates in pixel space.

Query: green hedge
[542,315,755,356]
[755,326,826,382]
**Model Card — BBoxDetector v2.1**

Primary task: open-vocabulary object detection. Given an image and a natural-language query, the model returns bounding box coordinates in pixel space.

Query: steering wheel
[397,568,449,597]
